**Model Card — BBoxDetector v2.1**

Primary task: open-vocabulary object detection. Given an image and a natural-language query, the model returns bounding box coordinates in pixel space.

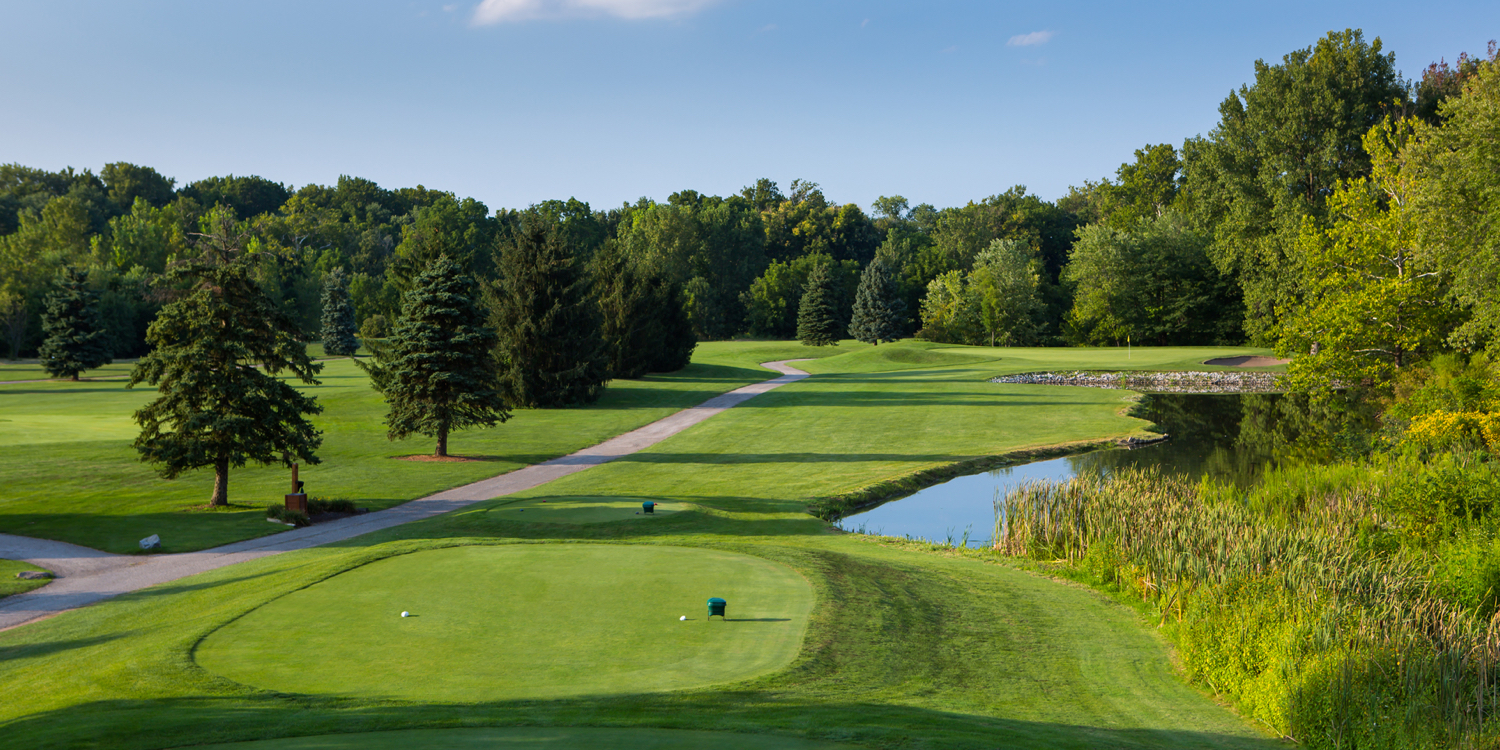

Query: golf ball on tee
[680,616,686,621]
[401,611,409,618]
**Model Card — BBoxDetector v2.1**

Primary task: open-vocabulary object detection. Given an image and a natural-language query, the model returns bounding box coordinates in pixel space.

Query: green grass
[196,545,814,702]
[191,727,854,749]
[0,342,851,554]
[0,359,137,381]
[795,341,1287,376]
[0,559,50,600]
[485,496,692,524]
[0,340,1284,749]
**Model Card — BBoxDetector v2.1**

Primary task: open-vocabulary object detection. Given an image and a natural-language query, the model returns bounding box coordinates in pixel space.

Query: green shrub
[264,505,310,527]
[1379,454,1500,545]
[1432,529,1500,618]
[306,496,355,515]
[994,466,1500,748]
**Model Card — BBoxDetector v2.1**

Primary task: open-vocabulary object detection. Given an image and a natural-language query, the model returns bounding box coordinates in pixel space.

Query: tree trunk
[435,427,448,458]
[210,455,229,507]
[70,373,79,382]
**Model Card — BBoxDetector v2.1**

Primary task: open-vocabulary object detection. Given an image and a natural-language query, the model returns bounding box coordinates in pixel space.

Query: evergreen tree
[796,261,841,346]
[319,267,358,357]
[128,209,322,507]
[39,266,111,380]
[491,215,611,407]
[849,256,907,345]
[595,243,696,378]
[359,254,509,457]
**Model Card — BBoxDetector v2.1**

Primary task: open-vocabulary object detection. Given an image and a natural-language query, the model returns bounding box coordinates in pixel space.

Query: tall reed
[994,468,1499,748]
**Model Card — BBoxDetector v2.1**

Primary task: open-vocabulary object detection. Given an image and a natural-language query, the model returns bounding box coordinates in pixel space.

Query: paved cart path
[0,360,812,632]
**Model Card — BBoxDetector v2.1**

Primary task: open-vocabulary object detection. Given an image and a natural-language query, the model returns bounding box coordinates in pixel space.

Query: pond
[835,393,1296,547]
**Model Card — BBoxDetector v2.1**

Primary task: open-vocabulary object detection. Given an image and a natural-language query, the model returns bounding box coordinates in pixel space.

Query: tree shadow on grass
[615,452,985,465]
[730,389,1120,409]
[0,387,135,395]
[120,570,280,600]
[0,632,131,662]
[0,694,1287,750]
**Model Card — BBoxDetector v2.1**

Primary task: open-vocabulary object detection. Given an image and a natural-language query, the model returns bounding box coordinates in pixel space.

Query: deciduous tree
[970,239,1041,347]
[1181,29,1406,345]
[1281,118,1456,390]
[1064,212,1236,346]
[1408,51,1500,353]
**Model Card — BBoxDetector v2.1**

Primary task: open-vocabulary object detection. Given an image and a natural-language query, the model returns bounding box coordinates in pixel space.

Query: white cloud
[471,0,720,24]
[1006,30,1053,47]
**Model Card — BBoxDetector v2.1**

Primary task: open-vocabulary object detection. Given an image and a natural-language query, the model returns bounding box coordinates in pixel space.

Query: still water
[836,393,1289,546]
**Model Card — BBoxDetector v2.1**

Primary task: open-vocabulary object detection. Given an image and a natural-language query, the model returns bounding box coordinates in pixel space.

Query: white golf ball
[680,615,686,621]
[401,611,409,618]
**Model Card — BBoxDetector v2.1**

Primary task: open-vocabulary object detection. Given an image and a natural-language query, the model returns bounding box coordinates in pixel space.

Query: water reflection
[1070,393,1278,487]
[836,391,1365,546]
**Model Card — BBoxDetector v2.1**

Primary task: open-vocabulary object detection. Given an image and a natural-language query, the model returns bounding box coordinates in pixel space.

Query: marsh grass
[992,465,1500,748]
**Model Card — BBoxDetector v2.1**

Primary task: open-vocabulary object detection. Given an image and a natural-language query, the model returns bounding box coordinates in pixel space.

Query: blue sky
[2,1,1496,212]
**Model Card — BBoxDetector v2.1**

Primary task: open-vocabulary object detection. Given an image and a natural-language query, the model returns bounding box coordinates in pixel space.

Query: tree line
[6,30,1499,400]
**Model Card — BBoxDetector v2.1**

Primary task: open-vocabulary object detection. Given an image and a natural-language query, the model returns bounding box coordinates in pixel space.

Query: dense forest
[5,31,1496,391]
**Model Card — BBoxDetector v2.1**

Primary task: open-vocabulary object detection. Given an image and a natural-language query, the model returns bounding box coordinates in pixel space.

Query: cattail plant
[993,466,1500,748]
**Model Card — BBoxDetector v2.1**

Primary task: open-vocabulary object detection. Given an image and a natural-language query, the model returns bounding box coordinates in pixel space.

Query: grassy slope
[0,559,49,600]
[0,341,1281,749]
[196,545,815,702]
[0,342,848,554]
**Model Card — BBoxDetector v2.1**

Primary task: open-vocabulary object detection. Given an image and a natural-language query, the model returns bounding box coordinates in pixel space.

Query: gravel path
[0,360,812,632]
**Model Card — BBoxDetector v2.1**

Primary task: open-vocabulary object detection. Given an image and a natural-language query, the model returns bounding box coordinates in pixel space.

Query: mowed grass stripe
[0,341,1283,749]
[0,342,851,553]
[196,545,814,702]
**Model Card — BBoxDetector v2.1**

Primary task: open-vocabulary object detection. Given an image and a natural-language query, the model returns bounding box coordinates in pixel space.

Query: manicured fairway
[0,341,850,553]
[0,341,1286,750]
[486,496,692,524]
[190,727,855,749]
[196,544,814,701]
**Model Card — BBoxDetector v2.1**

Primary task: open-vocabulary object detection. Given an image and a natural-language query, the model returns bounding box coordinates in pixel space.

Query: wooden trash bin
[285,493,308,514]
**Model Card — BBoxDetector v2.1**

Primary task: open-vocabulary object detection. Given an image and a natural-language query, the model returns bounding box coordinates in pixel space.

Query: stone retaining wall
[991,370,1281,393]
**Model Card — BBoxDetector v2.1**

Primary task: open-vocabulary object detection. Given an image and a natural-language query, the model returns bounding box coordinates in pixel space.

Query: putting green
[195,545,814,702]
[483,496,691,524]
[188,727,854,749]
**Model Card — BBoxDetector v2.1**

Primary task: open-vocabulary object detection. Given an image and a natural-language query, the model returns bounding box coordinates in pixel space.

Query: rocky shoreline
[991,370,1281,393]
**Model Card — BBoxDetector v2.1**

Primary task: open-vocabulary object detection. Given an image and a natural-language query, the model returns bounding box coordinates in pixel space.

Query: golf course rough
[195,544,815,702]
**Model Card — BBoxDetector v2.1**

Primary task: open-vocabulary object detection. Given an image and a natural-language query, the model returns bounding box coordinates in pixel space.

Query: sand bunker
[1204,356,1289,367]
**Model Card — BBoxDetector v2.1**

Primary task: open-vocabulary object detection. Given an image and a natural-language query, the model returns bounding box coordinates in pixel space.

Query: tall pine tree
[594,242,696,378]
[128,210,322,507]
[319,267,358,357]
[39,266,112,380]
[796,261,841,346]
[491,214,610,407]
[359,254,509,457]
[849,256,907,345]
